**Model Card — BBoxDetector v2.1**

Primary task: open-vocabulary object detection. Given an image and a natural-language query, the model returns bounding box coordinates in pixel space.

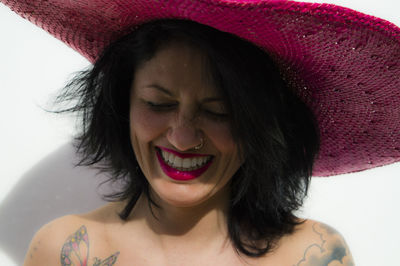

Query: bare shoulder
[23,203,122,266]
[287,219,355,266]
[23,214,87,265]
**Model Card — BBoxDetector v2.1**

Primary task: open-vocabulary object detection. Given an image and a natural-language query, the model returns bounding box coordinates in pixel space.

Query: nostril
[166,127,203,152]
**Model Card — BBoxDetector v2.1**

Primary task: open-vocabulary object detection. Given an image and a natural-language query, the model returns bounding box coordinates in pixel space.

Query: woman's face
[129,42,243,208]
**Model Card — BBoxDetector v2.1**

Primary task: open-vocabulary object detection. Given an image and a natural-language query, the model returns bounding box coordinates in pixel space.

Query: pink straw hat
[1,0,399,177]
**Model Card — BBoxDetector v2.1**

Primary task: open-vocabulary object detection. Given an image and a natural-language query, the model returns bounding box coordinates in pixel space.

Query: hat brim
[2,0,400,176]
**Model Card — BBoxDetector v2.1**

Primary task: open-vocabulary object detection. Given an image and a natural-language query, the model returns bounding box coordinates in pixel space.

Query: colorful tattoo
[60,225,119,266]
[294,222,354,266]
[93,252,120,266]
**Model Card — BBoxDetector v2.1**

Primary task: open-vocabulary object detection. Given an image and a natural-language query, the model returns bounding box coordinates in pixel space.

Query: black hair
[56,19,320,257]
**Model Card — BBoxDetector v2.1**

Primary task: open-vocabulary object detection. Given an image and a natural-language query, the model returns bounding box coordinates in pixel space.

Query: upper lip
[157,146,212,159]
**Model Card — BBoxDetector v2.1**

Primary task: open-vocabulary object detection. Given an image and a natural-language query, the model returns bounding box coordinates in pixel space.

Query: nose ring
[194,137,204,150]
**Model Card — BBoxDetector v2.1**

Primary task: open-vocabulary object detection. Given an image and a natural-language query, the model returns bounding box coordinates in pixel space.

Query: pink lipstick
[158,146,210,158]
[155,147,213,181]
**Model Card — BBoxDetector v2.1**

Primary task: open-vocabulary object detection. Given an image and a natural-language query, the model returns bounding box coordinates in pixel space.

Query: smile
[155,147,214,181]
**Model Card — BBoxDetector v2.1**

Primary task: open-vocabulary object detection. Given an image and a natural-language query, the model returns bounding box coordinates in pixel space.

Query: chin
[149,178,225,208]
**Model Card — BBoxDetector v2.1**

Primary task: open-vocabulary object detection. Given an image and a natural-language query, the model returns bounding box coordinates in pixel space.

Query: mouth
[155,147,214,181]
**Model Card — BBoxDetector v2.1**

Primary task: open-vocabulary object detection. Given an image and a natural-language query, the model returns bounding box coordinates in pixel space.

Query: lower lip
[156,149,213,181]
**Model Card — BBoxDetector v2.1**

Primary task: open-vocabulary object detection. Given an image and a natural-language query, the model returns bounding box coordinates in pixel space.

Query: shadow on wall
[0,142,108,265]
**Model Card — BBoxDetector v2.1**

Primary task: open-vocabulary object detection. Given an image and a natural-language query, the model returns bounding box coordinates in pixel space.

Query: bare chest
[95,238,300,266]
[108,240,250,266]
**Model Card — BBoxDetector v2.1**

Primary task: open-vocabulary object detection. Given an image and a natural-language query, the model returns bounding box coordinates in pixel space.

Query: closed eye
[146,101,177,111]
[203,110,229,121]
[146,101,229,121]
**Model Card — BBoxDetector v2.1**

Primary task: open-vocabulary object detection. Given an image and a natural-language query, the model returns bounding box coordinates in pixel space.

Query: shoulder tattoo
[294,222,355,266]
[60,225,120,266]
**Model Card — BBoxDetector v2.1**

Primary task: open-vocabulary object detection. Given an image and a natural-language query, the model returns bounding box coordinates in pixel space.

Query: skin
[23,42,355,265]
[59,225,119,266]
[293,223,355,266]
[129,41,243,209]
[23,211,355,265]
[126,41,244,260]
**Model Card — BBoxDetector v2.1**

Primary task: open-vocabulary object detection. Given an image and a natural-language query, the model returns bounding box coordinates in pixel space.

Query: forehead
[133,41,219,96]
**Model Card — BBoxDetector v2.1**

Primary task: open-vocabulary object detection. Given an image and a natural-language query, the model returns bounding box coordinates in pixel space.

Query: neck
[133,186,231,250]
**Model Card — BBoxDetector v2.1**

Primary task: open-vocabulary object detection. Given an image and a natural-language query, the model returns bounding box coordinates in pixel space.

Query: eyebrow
[145,84,224,103]
[146,84,174,96]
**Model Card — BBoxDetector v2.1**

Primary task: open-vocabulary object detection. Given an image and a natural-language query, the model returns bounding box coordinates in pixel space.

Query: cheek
[130,106,168,142]
[203,122,237,152]
[129,106,169,173]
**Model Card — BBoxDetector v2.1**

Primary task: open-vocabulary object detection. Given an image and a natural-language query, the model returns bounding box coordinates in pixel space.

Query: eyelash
[146,101,229,121]
[146,101,176,110]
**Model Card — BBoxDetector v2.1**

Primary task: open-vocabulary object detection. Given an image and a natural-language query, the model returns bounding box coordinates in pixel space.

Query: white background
[0,1,399,265]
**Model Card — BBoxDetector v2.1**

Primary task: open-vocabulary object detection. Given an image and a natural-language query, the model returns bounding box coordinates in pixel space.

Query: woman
[26,19,350,266]
[2,0,399,265]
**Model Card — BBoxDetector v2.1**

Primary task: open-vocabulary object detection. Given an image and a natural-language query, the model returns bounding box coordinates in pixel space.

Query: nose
[167,113,203,151]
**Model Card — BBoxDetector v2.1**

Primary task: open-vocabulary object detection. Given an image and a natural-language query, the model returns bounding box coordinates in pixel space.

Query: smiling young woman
[21,19,354,266]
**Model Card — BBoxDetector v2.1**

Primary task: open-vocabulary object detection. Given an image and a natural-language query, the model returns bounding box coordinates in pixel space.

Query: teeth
[173,156,183,168]
[199,157,206,166]
[191,158,197,167]
[168,152,174,164]
[182,158,191,168]
[160,149,211,171]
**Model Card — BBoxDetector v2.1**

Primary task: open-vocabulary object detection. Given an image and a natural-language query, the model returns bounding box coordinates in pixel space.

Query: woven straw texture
[1,0,399,177]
